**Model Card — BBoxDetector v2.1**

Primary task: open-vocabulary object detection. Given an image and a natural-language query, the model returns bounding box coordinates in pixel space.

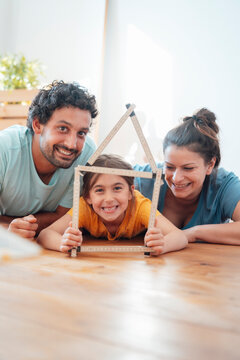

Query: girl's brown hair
[82,154,134,199]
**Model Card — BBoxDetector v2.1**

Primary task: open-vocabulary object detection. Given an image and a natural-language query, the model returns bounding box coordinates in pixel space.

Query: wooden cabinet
[0,89,39,130]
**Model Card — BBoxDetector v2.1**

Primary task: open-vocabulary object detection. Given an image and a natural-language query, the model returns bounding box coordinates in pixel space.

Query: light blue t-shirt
[0,125,96,216]
[134,163,240,229]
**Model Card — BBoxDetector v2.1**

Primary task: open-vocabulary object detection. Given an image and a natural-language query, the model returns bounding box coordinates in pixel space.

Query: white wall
[100,0,240,175]
[0,0,106,140]
[1,0,240,175]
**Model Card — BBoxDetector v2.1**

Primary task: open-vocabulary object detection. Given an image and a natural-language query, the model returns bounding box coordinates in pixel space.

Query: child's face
[86,174,134,226]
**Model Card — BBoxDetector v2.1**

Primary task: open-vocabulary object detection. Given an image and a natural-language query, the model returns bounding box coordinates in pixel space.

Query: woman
[134,108,240,245]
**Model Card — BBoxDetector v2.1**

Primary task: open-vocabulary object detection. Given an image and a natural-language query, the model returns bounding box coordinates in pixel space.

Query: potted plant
[0,53,44,129]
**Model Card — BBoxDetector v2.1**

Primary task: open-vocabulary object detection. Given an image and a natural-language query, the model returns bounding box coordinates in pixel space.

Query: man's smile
[54,145,77,157]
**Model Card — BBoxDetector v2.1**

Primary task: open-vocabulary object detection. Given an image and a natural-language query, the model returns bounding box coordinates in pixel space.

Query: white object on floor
[0,226,42,261]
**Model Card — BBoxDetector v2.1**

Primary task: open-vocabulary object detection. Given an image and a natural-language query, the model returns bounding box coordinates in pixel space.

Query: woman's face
[164,145,215,201]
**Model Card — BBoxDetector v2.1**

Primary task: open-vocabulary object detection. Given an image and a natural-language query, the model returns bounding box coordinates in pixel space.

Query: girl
[38,154,187,255]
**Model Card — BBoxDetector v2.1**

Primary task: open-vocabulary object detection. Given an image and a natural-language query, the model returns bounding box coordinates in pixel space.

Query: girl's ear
[85,196,92,205]
[206,157,216,175]
[128,185,135,200]
[32,117,42,135]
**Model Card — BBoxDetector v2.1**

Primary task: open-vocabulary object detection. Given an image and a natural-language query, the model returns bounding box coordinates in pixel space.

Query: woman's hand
[60,222,82,253]
[183,227,198,243]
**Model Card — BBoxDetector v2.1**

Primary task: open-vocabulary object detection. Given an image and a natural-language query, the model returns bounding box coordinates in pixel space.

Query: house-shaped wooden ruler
[70,104,162,257]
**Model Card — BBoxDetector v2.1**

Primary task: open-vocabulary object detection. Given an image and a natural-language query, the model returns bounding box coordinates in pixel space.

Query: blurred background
[0,0,239,174]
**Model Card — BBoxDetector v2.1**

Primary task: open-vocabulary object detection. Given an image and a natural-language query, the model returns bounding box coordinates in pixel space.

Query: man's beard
[40,141,79,169]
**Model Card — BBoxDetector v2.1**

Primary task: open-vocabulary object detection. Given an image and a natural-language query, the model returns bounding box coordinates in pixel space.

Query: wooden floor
[0,237,240,360]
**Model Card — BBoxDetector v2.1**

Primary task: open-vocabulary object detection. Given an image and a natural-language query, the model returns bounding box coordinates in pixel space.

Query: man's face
[37,107,91,169]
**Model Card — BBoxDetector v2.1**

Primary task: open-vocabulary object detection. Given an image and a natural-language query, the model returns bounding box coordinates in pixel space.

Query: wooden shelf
[0,119,27,130]
[0,89,38,130]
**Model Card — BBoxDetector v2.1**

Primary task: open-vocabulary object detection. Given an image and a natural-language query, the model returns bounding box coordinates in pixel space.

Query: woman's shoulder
[211,167,240,186]
[206,167,240,201]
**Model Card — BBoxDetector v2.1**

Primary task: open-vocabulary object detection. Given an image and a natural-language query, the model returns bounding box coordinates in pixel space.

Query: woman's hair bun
[194,108,219,135]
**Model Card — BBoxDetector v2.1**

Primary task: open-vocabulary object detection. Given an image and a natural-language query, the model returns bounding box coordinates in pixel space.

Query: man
[0,80,98,239]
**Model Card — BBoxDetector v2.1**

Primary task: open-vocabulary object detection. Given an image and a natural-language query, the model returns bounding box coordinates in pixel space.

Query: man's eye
[59,126,68,132]
[78,131,87,138]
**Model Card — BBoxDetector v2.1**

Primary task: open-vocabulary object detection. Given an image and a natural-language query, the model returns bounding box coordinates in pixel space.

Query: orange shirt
[68,190,160,241]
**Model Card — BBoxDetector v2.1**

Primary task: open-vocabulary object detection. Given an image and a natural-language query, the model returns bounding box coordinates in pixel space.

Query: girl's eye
[95,188,103,193]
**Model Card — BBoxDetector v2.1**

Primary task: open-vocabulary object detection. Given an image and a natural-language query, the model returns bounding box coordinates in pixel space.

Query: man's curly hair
[27,80,98,133]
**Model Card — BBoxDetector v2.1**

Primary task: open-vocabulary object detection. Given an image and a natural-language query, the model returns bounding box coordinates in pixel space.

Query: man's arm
[33,205,70,234]
[1,205,69,239]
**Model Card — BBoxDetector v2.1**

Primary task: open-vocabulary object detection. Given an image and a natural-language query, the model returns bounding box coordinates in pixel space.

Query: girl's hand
[144,227,165,256]
[60,222,82,253]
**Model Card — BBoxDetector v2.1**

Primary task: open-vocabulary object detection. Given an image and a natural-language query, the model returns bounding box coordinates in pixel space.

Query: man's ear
[32,118,42,135]
[206,157,216,175]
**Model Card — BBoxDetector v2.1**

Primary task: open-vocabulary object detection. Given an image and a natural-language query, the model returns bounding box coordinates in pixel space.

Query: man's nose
[64,133,77,149]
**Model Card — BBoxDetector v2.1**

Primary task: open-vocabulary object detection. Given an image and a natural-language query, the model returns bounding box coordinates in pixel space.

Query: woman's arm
[37,213,82,252]
[184,200,240,245]
[145,214,188,255]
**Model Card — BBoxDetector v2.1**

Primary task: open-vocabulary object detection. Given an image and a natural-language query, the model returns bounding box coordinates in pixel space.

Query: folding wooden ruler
[70,104,162,257]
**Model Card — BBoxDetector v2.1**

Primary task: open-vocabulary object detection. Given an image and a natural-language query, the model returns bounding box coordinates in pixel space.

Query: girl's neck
[102,213,125,236]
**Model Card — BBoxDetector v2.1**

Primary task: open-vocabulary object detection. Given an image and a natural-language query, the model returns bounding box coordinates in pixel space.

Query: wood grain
[0,237,239,360]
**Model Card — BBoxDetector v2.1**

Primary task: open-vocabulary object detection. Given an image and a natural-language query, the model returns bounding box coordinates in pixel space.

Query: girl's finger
[60,245,72,253]
[145,239,164,247]
[145,233,164,242]
[65,227,82,236]
[62,238,81,247]
[150,246,164,256]
[63,233,82,243]
[146,227,163,236]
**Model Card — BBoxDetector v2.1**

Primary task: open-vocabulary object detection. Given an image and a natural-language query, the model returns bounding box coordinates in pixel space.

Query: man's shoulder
[0,125,30,150]
[84,135,96,151]
[74,135,96,166]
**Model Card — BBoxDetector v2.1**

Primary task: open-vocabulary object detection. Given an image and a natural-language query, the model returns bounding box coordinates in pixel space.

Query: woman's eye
[184,167,194,171]
[114,186,122,191]
[165,166,174,170]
